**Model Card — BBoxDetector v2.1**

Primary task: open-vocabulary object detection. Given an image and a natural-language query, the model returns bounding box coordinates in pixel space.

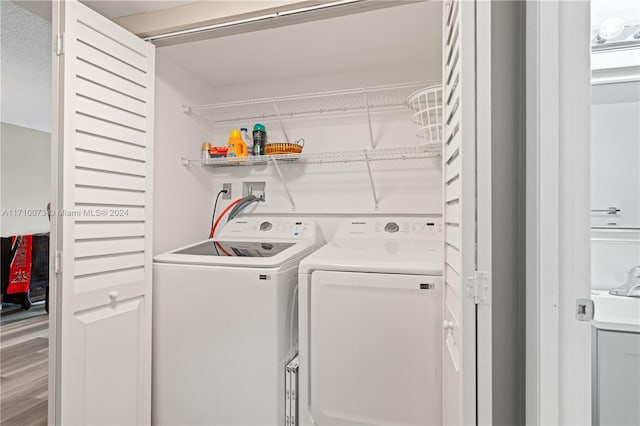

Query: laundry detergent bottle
[227,129,247,157]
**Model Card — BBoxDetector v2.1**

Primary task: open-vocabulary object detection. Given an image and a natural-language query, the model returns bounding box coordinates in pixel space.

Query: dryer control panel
[335,217,443,240]
[218,217,319,240]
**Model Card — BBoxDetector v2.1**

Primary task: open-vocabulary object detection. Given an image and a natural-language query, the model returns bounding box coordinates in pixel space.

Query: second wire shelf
[181,144,441,167]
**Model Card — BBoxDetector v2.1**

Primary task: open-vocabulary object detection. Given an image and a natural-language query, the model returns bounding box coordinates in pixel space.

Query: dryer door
[308,270,443,425]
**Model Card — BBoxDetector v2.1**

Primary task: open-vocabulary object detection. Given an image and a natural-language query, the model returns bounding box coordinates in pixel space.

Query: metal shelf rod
[270,157,296,211]
[364,150,379,210]
[364,91,375,149]
[273,102,291,144]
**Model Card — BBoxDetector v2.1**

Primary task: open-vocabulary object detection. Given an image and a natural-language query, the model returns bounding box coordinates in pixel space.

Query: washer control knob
[384,222,400,233]
[260,221,272,231]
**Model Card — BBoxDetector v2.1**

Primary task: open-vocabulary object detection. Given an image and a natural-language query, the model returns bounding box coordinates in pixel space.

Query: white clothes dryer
[152,217,324,425]
[298,217,443,425]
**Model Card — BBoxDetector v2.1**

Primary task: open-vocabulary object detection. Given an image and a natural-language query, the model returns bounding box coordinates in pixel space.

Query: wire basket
[265,139,305,155]
[407,85,443,145]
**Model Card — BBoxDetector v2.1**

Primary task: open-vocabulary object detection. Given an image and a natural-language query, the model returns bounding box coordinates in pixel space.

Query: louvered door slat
[76,77,146,116]
[445,176,461,204]
[75,132,147,160]
[75,150,146,175]
[75,238,146,258]
[76,21,147,71]
[74,207,146,223]
[75,113,146,146]
[74,222,146,240]
[76,60,147,101]
[74,267,145,292]
[75,252,145,277]
[75,95,147,131]
[75,169,145,192]
[445,223,461,249]
[74,186,145,206]
[76,41,147,87]
[445,200,461,224]
[445,265,462,297]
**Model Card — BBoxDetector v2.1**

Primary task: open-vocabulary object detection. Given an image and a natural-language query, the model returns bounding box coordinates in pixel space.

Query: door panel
[52,1,155,424]
[74,298,144,426]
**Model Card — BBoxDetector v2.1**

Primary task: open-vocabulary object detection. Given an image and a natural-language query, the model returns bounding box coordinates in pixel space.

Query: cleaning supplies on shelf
[227,129,248,158]
[252,124,267,156]
[240,128,253,155]
[209,146,228,158]
[201,142,212,159]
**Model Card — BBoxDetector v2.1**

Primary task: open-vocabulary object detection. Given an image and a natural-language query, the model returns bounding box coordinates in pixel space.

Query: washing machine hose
[209,197,244,238]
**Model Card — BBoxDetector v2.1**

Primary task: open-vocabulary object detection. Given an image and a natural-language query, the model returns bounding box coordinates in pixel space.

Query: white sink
[592,290,640,333]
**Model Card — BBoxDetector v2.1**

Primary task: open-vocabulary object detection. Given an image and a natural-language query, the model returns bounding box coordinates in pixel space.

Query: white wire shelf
[183,81,434,125]
[181,145,441,167]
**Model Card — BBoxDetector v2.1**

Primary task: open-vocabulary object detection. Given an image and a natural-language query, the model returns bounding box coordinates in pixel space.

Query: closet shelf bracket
[270,157,296,211]
[272,102,291,144]
[364,150,379,210]
[364,92,376,149]
[183,104,217,129]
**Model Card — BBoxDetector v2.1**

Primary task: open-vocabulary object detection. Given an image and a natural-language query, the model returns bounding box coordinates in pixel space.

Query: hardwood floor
[0,311,48,426]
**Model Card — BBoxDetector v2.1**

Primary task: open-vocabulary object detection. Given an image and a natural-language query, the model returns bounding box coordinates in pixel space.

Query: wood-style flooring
[0,310,48,426]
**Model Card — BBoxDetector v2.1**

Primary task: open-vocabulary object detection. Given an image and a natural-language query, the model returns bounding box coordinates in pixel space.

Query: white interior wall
[205,110,442,219]
[153,55,219,254]
[1,123,51,236]
[152,1,442,248]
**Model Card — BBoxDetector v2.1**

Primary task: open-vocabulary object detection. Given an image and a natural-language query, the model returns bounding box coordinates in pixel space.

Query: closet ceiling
[82,1,196,18]
[158,1,442,89]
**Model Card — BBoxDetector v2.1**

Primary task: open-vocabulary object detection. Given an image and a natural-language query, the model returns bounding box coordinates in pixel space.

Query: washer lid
[154,238,313,268]
[300,238,442,275]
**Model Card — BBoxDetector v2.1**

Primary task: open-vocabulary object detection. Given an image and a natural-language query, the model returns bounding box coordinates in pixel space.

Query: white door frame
[526,1,592,425]
[48,2,63,423]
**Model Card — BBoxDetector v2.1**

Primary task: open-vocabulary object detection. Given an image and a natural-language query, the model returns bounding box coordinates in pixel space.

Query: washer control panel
[218,217,317,240]
[259,221,273,231]
[384,222,400,233]
[337,217,443,240]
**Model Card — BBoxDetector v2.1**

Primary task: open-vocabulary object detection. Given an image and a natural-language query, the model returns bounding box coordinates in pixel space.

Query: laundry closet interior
[49,0,513,425]
[151,1,446,423]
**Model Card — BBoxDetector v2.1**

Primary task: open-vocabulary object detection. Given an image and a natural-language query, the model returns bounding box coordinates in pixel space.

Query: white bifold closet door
[442,0,490,425]
[51,1,155,424]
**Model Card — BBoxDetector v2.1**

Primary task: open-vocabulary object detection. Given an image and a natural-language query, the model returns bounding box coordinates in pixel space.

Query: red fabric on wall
[7,235,33,294]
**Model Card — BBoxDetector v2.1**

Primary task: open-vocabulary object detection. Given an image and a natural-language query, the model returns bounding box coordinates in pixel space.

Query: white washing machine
[298,217,443,425]
[152,217,324,425]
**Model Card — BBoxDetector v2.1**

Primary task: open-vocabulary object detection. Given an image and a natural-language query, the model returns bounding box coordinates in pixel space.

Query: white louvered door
[51,1,155,424]
[442,0,482,425]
